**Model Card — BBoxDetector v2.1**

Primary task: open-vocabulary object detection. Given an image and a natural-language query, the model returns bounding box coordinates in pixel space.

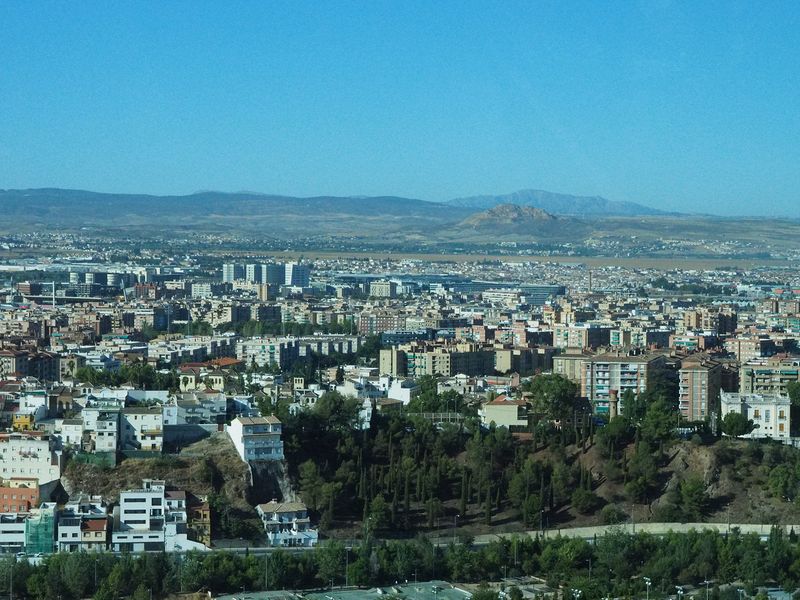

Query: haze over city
[1,2,798,216]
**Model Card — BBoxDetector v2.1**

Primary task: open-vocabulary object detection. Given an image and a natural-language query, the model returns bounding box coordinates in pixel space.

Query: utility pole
[264,550,269,591]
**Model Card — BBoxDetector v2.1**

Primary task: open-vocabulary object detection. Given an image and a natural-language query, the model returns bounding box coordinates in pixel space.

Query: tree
[299,460,325,511]
[596,416,633,458]
[368,495,391,530]
[526,374,578,422]
[722,412,755,437]
[316,541,346,587]
[679,476,711,520]
[788,382,800,406]
[571,488,601,514]
[641,397,677,443]
[620,388,647,421]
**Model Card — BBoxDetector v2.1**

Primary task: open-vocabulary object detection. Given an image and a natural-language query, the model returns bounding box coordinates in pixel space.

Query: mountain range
[1,187,798,254]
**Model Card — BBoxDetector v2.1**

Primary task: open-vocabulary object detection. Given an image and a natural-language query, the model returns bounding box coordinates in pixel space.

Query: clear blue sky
[0,1,798,215]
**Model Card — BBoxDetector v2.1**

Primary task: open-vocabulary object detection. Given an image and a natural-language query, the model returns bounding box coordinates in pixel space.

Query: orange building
[0,477,39,513]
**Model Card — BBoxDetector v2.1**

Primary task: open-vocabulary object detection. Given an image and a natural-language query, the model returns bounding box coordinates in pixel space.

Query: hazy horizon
[1,2,798,217]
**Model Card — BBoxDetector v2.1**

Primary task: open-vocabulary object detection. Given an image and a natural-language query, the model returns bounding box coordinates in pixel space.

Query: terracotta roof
[487,394,525,406]
[81,518,108,532]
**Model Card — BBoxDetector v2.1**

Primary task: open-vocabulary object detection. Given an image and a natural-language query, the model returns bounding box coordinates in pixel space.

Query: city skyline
[1,2,798,216]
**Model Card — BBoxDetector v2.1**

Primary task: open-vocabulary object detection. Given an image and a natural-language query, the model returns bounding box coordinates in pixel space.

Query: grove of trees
[4,527,800,600]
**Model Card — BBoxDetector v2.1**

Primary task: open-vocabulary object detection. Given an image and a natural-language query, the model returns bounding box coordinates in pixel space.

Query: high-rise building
[285,262,311,287]
[222,263,240,283]
[245,264,261,284]
[678,354,722,421]
[262,263,286,285]
[582,351,668,414]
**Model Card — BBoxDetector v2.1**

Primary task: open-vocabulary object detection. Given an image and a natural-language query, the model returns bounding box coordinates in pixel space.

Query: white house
[387,377,420,405]
[121,407,163,452]
[227,416,284,462]
[255,500,318,547]
[721,391,791,440]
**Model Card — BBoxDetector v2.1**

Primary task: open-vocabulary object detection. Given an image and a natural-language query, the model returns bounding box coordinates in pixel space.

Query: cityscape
[2,2,800,600]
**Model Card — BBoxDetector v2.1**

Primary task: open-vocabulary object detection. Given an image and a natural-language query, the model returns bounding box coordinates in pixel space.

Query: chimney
[609,389,619,419]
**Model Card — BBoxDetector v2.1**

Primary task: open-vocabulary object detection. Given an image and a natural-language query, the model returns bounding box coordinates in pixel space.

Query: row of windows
[751,409,787,419]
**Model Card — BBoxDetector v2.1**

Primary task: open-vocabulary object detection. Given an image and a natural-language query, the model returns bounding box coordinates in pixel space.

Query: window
[780,410,786,419]
[754,409,760,419]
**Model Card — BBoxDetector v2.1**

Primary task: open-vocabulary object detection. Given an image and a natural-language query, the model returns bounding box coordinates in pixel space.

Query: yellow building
[12,412,34,432]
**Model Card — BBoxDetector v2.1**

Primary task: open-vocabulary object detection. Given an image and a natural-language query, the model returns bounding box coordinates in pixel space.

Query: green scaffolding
[25,507,55,554]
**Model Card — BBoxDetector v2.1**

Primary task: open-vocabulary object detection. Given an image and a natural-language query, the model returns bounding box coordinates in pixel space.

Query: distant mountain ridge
[445,188,666,216]
[460,203,556,227]
[457,203,591,240]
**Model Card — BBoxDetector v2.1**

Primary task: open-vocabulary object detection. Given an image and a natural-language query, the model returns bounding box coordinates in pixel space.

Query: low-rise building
[720,391,791,441]
[255,500,318,547]
[480,394,528,429]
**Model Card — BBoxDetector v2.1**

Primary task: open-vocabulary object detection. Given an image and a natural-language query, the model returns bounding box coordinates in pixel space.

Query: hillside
[62,433,265,542]
[448,203,593,243]
[446,188,666,216]
[375,437,800,542]
[0,187,471,235]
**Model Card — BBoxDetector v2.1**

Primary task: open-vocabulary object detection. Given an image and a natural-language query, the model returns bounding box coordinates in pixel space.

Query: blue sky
[0,1,798,215]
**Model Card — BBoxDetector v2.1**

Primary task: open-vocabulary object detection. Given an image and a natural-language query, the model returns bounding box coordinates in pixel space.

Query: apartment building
[380,342,496,378]
[0,477,39,513]
[369,280,398,298]
[227,416,284,462]
[553,323,612,349]
[0,432,63,486]
[237,337,300,370]
[553,350,594,384]
[582,351,667,414]
[725,336,777,363]
[0,350,29,377]
[740,357,800,396]
[112,479,167,551]
[678,355,722,421]
[121,407,163,452]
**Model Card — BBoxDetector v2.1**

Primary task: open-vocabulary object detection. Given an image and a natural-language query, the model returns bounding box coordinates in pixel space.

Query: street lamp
[453,514,460,545]
[737,589,745,600]
[643,577,652,600]
[701,580,712,600]
[572,588,582,600]
[677,586,684,600]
